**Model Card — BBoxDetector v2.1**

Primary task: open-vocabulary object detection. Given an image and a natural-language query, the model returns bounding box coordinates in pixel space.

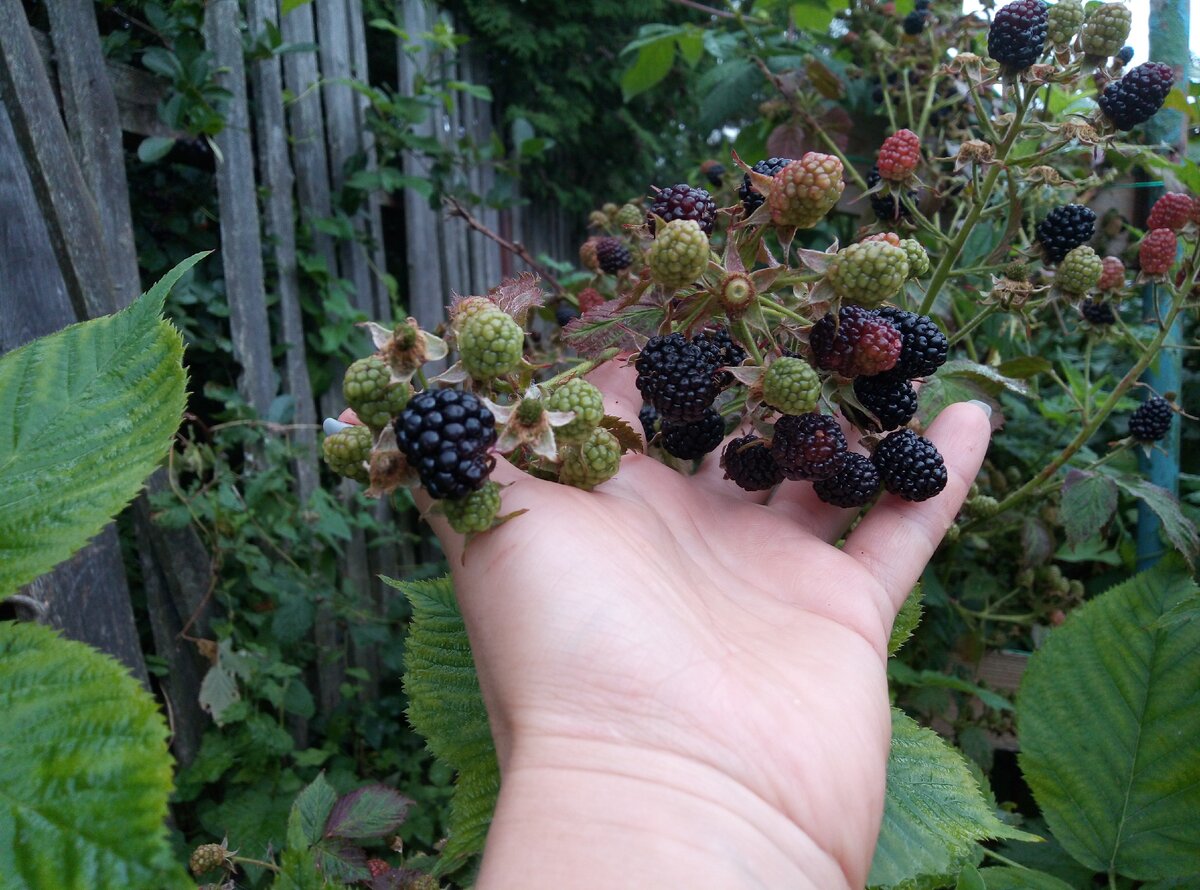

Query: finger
[692,423,776,505]
[767,411,866,539]
[843,401,993,612]
[585,353,644,435]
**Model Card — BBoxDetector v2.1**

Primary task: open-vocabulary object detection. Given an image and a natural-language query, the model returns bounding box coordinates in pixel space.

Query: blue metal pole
[1135,0,1188,570]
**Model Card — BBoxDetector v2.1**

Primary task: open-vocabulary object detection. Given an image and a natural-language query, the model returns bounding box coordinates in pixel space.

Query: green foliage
[1018,555,1200,882]
[978,867,1075,890]
[868,710,1036,889]
[889,585,924,656]
[395,575,499,876]
[0,254,197,599]
[0,621,187,889]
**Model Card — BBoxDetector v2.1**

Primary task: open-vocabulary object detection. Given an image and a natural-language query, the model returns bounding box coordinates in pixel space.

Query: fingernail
[323,417,351,436]
[966,399,992,418]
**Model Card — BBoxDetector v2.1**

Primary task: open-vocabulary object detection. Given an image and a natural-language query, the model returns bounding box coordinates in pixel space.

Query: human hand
[413,359,992,889]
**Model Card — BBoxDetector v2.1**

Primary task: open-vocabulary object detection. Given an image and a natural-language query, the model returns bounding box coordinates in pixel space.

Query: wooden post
[204,0,277,418]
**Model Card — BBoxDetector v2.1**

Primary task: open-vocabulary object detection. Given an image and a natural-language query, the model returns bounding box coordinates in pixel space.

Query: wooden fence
[0,0,575,764]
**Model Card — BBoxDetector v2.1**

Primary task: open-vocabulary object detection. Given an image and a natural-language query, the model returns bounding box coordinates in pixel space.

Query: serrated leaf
[199,661,240,726]
[599,415,644,454]
[939,359,1030,397]
[979,867,1074,889]
[0,621,187,888]
[287,773,338,849]
[1108,473,1199,567]
[916,375,993,427]
[868,711,1037,888]
[393,575,499,876]
[1060,470,1117,548]
[889,663,1013,713]
[324,785,412,840]
[1018,555,1200,880]
[996,356,1052,379]
[889,586,923,657]
[957,865,986,890]
[0,254,204,599]
[620,38,675,102]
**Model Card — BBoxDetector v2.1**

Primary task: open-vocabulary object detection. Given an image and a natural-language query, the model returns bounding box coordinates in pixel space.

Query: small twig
[667,0,742,19]
[7,594,47,619]
[444,196,567,296]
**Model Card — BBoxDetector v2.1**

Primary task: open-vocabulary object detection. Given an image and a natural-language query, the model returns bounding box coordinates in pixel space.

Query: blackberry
[873,308,949,379]
[852,375,919,431]
[1128,396,1172,442]
[635,332,720,423]
[648,183,718,236]
[772,412,848,481]
[866,164,914,223]
[661,408,726,460]
[1098,62,1174,131]
[595,237,633,274]
[738,157,792,216]
[701,160,726,188]
[1080,299,1116,325]
[555,303,579,327]
[692,327,747,387]
[813,453,881,508]
[903,10,928,34]
[810,305,903,378]
[395,389,497,500]
[872,429,947,501]
[721,435,784,491]
[1036,204,1096,263]
[1117,45,1134,65]
[639,403,661,443]
[987,0,1049,72]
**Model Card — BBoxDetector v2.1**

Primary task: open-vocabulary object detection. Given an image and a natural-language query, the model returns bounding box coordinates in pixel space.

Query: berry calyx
[1128,396,1173,442]
[772,412,849,481]
[719,272,757,318]
[661,408,726,460]
[876,130,922,182]
[323,424,373,484]
[647,183,718,236]
[987,0,1049,72]
[762,356,822,415]
[721,435,784,491]
[813,453,881,508]
[344,355,412,431]
[1036,204,1095,263]
[1055,245,1103,295]
[442,481,502,533]
[1138,228,1177,277]
[547,378,605,444]
[767,153,845,228]
[647,219,710,290]
[458,307,524,380]
[1098,62,1174,131]
[395,389,497,500]
[810,306,903,378]
[559,427,621,490]
[826,240,910,307]
[872,428,947,501]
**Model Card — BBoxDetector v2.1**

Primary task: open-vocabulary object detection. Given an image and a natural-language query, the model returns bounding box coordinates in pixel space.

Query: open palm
[420,361,993,889]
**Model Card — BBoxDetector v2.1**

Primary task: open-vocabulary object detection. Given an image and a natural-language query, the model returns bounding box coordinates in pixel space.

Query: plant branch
[444,196,567,296]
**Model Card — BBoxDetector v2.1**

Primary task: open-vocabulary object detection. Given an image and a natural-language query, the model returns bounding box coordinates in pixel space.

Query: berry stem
[876,62,900,132]
[542,347,621,388]
[917,85,1033,316]
[948,303,1000,347]
[232,856,281,873]
[734,318,764,365]
[758,299,810,326]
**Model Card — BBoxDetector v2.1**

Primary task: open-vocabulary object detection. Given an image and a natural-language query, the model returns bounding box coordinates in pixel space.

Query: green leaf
[1060,470,1117,549]
[979,867,1075,890]
[869,711,1037,888]
[394,575,499,876]
[675,31,704,67]
[791,0,835,32]
[1108,473,1199,568]
[889,586,924,657]
[938,359,1030,398]
[324,785,412,840]
[957,865,986,890]
[136,136,175,163]
[996,356,1052,379]
[0,621,187,888]
[889,663,1013,712]
[1017,555,1200,880]
[281,0,314,13]
[620,38,675,102]
[0,254,202,600]
[287,772,337,849]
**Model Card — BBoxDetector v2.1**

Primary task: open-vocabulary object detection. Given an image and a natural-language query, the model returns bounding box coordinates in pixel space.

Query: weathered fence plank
[204,0,277,417]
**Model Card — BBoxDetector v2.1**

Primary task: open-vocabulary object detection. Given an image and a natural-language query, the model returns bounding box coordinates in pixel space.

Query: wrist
[476,735,850,890]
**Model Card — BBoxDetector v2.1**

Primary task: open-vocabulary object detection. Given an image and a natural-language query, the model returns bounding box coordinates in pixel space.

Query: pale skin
[347,359,993,889]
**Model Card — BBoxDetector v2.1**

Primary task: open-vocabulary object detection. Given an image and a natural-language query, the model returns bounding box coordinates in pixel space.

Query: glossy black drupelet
[853,375,919,431]
[1116,46,1134,65]
[873,307,948,379]
[1036,204,1095,263]
[1128,396,1172,442]
[692,327,748,387]
[395,389,496,500]
[813,453,881,508]
[635,333,721,424]
[596,237,632,274]
[866,164,914,223]
[872,429,947,501]
[739,157,793,216]
[987,0,1049,71]
[722,435,784,491]
[772,413,848,481]
[639,403,660,443]
[555,303,579,327]
[648,183,718,236]
[661,408,726,460]
[1080,299,1116,325]
[1098,62,1174,131]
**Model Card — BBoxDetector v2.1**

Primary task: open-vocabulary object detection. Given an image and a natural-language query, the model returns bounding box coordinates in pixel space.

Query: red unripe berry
[577,287,605,313]
[1097,256,1125,292]
[1146,192,1195,231]
[1138,228,1177,276]
[876,130,922,181]
[862,232,902,246]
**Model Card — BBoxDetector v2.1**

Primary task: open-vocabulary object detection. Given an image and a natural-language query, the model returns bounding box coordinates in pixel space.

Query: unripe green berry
[615,203,643,228]
[647,219,710,290]
[899,239,930,278]
[458,307,524,380]
[548,378,605,444]
[559,427,621,490]
[442,481,501,533]
[827,241,910,306]
[323,425,373,483]
[344,355,412,430]
[762,357,821,415]
[1056,245,1103,295]
[1046,0,1084,46]
[1080,3,1131,57]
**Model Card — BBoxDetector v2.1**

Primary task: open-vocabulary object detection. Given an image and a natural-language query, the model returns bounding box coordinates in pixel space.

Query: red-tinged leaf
[794,247,835,274]
[324,785,413,840]
[563,305,661,357]
[488,272,545,324]
[806,57,845,100]
[767,124,808,162]
[1021,517,1055,566]
[311,838,371,882]
[600,415,644,454]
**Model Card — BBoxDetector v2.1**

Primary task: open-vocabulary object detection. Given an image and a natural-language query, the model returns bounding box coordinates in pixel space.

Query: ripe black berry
[873,307,948,379]
[866,164,914,223]
[1036,204,1096,264]
[648,183,718,236]
[739,157,792,216]
[852,376,919,431]
[722,435,784,491]
[903,10,928,34]
[635,333,720,423]
[555,303,579,327]
[1080,298,1116,325]
[395,389,497,500]
[987,0,1049,72]
[872,429,947,502]
[639,403,660,443]
[1098,62,1174,131]
[1128,396,1173,442]
[692,327,748,387]
[1116,45,1134,65]
[772,412,848,481]
[813,453,881,508]
[661,408,726,460]
[595,237,632,274]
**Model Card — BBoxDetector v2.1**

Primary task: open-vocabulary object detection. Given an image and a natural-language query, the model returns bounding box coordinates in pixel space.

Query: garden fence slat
[248,0,320,506]
[204,0,276,418]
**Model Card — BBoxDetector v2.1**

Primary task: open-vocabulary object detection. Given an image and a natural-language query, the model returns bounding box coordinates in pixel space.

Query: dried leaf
[600,415,644,454]
[488,272,545,325]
